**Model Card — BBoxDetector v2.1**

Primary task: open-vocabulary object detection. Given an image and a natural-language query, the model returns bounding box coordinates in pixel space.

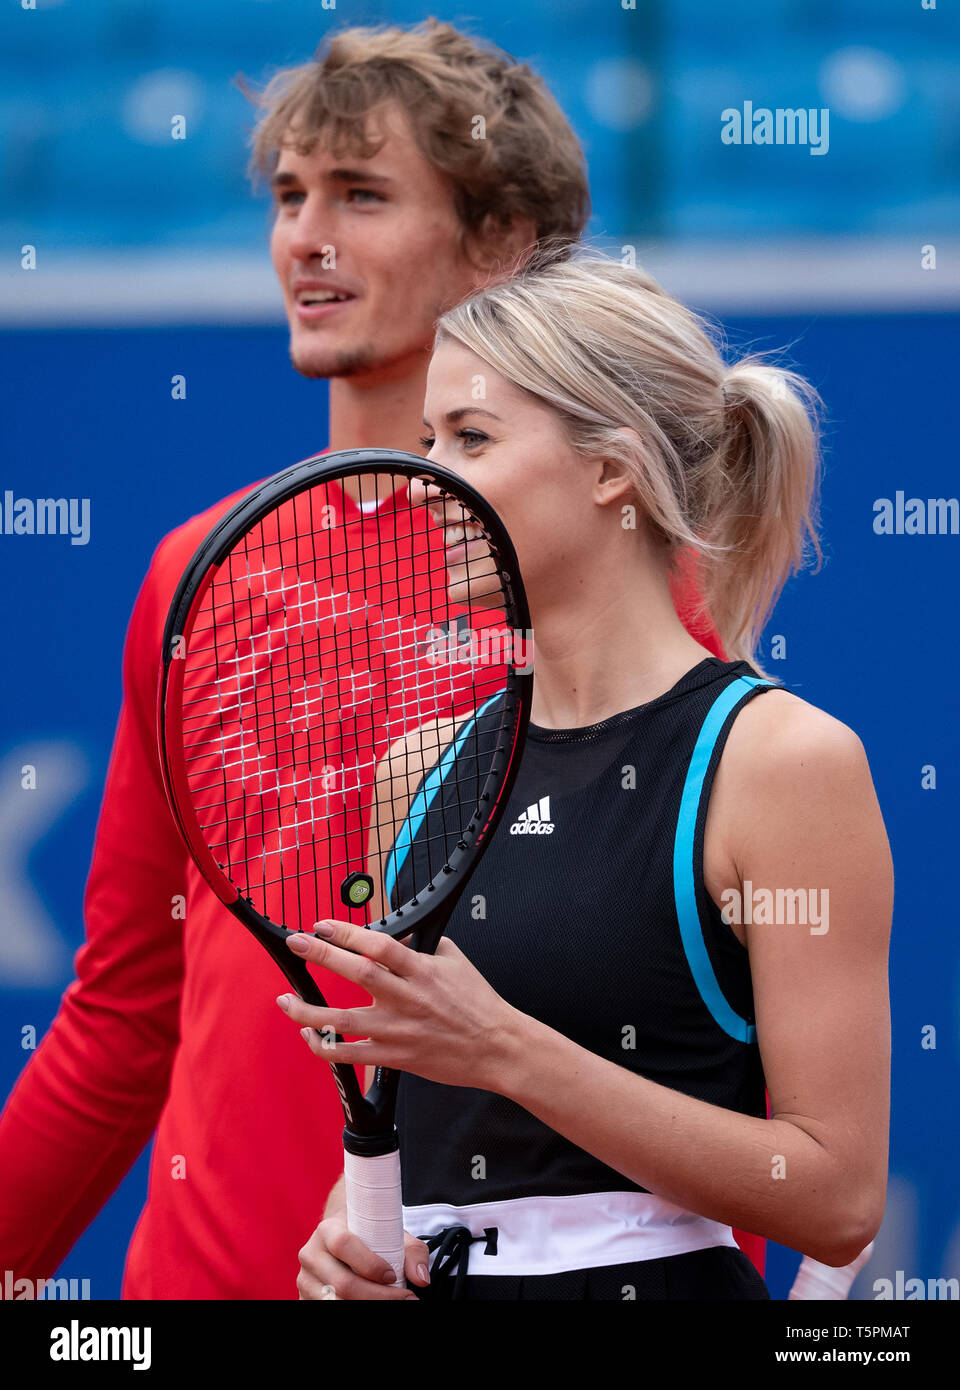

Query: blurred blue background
[3,0,959,250]
[1,0,958,1301]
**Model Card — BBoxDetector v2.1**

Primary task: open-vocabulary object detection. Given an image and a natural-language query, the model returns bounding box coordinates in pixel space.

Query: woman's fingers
[324,1220,400,1284]
[275,992,370,1037]
[298,1220,419,1301]
[284,918,421,986]
[403,1232,433,1288]
[296,1260,416,1301]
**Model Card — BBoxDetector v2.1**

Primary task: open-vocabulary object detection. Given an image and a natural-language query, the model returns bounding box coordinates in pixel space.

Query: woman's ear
[592,427,642,508]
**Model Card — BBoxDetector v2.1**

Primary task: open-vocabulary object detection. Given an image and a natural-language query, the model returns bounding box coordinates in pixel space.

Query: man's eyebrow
[327,167,393,185]
[269,167,393,190]
[422,408,503,426]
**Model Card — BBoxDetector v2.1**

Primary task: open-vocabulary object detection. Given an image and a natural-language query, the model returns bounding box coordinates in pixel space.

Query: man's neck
[328,358,429,505]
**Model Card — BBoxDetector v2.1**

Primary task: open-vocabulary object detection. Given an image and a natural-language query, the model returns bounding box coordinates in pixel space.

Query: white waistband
[403,1190,739,1278]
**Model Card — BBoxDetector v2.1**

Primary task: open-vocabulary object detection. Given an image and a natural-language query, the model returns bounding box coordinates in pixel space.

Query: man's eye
[275,190,304,208]
[347,188,385,204]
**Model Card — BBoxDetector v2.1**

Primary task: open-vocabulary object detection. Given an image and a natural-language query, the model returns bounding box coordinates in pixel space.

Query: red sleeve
[671,546,725,659]
[0,541,188,1279]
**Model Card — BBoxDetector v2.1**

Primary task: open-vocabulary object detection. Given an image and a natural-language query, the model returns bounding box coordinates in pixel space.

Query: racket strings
[177,470,514,930]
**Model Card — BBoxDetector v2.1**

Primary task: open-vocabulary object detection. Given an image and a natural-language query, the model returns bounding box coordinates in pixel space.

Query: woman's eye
[418,429,489,454]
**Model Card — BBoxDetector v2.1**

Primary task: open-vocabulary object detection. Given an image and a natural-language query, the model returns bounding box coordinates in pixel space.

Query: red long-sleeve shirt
[0,471,763,1297]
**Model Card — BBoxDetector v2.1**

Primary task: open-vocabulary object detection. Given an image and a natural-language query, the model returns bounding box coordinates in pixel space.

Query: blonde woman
[278,248,892,1301]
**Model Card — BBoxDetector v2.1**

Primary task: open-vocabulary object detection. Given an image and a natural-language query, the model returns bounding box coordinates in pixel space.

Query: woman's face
[414,340,599,613]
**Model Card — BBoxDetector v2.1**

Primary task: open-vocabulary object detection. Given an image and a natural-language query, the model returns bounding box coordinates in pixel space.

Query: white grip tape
[343,1148,407,1289]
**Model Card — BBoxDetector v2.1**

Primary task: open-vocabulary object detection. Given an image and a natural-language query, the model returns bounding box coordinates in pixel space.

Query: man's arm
[0,543,188,1278]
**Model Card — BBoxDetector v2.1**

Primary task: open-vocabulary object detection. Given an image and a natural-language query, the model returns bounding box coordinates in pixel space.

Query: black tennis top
[388,657,776,1207]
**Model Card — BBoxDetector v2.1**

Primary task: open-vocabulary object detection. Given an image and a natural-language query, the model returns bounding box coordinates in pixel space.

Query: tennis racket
[157,447,532,1289]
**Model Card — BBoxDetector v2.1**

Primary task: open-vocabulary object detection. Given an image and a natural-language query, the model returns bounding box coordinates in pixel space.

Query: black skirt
[412,1238,770,1301]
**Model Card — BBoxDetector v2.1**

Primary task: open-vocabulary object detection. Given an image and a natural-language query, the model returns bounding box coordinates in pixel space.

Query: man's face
[270,103,485,380]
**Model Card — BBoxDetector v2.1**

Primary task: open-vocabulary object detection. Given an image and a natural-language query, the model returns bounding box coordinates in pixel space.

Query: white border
[0,239,957,325]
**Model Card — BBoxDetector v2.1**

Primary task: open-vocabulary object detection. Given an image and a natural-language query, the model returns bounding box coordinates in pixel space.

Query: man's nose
[286,193,336,263]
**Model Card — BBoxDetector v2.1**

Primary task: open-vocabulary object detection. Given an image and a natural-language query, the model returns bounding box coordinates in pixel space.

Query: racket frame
[157,448,532,1150]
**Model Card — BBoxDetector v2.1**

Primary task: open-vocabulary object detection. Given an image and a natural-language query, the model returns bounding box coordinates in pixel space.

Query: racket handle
[343,1143,407,1289]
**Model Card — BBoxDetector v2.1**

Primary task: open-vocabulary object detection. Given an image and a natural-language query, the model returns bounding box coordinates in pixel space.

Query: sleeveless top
[388,657,778,1277]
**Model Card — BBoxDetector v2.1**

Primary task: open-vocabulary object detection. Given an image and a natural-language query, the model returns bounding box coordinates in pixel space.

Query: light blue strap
[673,675,775,1043]
[384,689,507,906]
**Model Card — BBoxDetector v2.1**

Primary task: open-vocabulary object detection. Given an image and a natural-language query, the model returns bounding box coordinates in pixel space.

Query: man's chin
[290,338,379,380]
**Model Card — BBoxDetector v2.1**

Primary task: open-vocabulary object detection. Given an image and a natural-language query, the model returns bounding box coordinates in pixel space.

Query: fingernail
[276,994,291,1011]
[381,1269,397,1283]
[287,934,310,953]
[417,1263,430,1284]
[313,921,335,937]
[300,1028,312,1043]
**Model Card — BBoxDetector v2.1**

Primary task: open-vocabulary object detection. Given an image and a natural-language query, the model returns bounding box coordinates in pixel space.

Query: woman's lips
[444,537,487,565]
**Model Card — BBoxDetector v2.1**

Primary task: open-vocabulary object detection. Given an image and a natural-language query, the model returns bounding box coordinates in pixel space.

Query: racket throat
[341,1124,401,1159]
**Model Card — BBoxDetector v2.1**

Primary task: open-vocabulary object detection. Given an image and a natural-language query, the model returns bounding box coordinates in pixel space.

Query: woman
[277,248,893,1300]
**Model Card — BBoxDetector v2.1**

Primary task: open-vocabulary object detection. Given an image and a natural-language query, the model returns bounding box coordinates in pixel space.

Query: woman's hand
[297,1219,431,1301]
[276,918,523,1092]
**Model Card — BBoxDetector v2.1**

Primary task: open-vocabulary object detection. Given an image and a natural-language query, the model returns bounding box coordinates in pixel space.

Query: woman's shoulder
[704,678,891,943]
[713,679,878,851]
[728,681,867,780]
[373,715,463,824]
[378,714,460,775]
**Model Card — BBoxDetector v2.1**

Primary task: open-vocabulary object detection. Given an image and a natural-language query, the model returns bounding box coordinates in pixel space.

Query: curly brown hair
[245,17,591,260]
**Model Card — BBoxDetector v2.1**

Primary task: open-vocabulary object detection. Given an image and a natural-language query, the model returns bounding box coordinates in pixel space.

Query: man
[0,18,733,1298]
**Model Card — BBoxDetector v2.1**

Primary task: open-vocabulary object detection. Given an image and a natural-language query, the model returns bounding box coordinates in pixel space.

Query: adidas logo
[509,795,555,835]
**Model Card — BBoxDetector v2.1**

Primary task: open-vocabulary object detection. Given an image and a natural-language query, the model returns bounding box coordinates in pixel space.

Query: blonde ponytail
[703,362,823,670]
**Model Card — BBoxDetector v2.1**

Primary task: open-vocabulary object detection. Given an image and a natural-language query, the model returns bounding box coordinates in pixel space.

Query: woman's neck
[525,547,714,730]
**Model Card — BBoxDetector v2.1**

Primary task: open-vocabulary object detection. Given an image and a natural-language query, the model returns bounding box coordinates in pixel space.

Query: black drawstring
[418,1225,493,1300]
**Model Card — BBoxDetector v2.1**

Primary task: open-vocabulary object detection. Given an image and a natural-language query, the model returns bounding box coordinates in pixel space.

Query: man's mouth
[293,286,357,321]
[296,290,354,305]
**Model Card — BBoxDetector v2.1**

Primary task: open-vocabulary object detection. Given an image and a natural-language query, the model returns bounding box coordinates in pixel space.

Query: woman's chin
[446,577,504,611]
[444,560,507,612]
